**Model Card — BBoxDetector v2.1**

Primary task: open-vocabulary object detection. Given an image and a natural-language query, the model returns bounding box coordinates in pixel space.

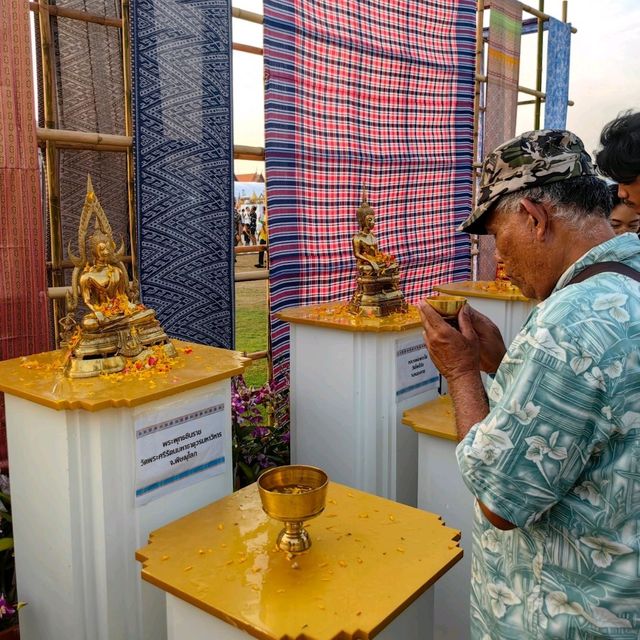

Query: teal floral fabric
[457,234,640,639]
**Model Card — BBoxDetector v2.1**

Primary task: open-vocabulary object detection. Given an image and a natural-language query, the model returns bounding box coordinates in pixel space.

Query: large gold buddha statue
[61,176,176,378]
[347,188,407,317]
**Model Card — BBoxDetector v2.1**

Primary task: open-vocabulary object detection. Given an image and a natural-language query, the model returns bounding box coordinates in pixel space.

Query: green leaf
[0,537,14,552]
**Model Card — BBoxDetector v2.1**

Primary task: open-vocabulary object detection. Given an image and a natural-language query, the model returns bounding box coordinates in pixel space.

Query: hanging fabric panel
[131,0,235,348]
[478,0,522,279]
[264,0,476,387]
[52,0,129,280]
[0,0,51,470]
[544,17,572,130]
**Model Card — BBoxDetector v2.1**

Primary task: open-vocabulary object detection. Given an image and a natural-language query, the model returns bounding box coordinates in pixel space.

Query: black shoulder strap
[567,261,640,286]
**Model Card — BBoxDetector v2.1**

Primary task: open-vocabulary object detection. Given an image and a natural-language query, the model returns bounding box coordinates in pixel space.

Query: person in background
[255,208,268,268]
[596,111,640,213]
[607,183,640,235]
[419,130,640,638]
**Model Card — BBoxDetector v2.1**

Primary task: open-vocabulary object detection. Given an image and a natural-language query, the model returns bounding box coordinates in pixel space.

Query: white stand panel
[165,588,434,640]
[289,324,438,506]
[5,381,233,640]
[417,432,474,640]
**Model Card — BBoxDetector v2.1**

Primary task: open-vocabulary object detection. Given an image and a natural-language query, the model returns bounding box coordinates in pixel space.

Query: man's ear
[519,198,549,240]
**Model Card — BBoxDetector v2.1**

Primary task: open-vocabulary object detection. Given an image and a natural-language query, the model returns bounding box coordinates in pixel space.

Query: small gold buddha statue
[494,259,519,292]
[61,176,176,378]
[348,187,407,316]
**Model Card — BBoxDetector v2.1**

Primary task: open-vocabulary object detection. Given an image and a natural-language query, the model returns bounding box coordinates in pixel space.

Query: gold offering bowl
[424,294,466,319]
[257,465,329,554]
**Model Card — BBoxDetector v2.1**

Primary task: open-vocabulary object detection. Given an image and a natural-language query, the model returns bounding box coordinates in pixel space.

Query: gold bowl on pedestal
[423,294,467,319]
[257,465,329,554]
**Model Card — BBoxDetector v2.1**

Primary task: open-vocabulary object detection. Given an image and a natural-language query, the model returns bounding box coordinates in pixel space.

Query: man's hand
[464,306,507,374]
[418,302,480,382]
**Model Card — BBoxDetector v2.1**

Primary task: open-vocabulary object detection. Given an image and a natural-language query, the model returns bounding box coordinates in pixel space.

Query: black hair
[607,183,621,210]
[595,111,640,184]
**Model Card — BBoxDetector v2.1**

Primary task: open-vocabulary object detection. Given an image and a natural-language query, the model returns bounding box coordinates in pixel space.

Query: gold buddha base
[348,274,408,317]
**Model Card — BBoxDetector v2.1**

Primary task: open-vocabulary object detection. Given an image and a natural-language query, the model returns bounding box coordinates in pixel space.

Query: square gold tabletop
[276,302,422,333]
[402,394,458,442]
[0,340,247,412]
[136,481,462,640]
[435,280,531,302]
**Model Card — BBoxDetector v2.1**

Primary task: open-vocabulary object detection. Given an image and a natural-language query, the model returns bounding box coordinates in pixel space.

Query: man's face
[485,201,544,300]
[617,177,640,213]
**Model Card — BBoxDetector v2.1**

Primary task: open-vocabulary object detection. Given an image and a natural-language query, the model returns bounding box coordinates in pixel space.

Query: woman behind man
[608,183,640,235]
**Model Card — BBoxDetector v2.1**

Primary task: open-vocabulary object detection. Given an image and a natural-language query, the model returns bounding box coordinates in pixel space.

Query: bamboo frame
[37,0,66,341]
[29,2,122,28]
[534,0,544,128]
[231,7,263,24]
[233,43,263,56]
[120,0,138,282]
[475,75,574,105]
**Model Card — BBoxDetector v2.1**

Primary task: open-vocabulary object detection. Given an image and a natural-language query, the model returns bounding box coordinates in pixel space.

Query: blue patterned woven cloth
[131,0,235,348]
[544,18,572,129]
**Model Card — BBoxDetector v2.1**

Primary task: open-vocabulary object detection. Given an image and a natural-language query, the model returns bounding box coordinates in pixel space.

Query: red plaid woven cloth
[1,0,51,470]
[264,0,476,387]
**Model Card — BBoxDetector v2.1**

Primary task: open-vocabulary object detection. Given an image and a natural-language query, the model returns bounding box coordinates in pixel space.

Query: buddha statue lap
[348,189,407,317]
[62,177,176,378]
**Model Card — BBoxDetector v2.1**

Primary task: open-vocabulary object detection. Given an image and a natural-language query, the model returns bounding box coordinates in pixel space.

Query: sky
[232,0,640,174]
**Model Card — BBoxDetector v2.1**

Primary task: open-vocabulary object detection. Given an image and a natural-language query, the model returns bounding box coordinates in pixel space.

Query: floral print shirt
[457,234,640,639]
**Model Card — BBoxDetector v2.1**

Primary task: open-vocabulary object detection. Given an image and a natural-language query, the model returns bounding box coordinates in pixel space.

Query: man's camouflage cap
[459,129,597,234]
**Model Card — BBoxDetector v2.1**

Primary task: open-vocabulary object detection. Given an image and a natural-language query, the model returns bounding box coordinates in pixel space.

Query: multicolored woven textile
[478,0,522,279]
[0,0,51,470]
[52,1,129,279]
[544,17,572,129]
[264,0,476,387]
[131,0,235,348]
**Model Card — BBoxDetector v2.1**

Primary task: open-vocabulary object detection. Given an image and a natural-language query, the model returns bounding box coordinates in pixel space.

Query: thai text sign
[135,398,226,505]
[396,336,438,399]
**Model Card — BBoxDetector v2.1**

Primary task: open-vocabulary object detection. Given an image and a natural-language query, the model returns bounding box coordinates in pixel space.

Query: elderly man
[597,111,640,213]
[419,130,640,638]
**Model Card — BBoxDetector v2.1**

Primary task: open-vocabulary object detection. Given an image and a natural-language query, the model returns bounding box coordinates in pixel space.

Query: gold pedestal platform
[137,482,462,640]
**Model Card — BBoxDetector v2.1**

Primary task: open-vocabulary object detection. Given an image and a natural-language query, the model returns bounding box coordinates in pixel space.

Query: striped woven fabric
[264,0,476,387]
[478,0,522,280]
[0,0,51,470]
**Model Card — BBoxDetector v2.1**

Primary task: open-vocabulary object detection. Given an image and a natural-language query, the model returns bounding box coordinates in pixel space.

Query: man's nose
[618,184,629,199]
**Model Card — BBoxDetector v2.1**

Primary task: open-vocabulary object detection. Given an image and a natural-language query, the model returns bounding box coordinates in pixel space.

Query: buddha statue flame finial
[60,176,176,378]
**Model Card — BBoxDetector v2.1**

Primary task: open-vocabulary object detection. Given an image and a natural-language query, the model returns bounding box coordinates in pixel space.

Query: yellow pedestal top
[0,340,247,412]
[402,394,458,442]
[435,280,532,302]
[136,482,462,640]
[276,302,421,333]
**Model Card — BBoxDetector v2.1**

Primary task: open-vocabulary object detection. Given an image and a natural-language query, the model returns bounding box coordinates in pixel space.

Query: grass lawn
[235,253,270,388]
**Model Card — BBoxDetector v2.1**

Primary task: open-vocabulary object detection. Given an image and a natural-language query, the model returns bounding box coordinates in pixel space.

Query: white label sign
[135,397,226,506]
[396,336,438,399]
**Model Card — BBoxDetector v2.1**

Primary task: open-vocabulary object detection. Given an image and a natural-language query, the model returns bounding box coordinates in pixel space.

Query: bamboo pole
[29,2,122,28]
[562,1,568,22]
[534,0,544,128]
[121,0,138,282]
[36,127,132,147]
[235,271,269,282]
[37,0,65,342]
[234,145,266,161]
[233,43,264,56]
[521,3,576,32]
[231,6,263,24]
[475,75,574,105]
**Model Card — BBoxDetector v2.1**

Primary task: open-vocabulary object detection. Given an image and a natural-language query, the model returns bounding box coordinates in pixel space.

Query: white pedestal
[0,342,245,640]
[403,396,474,640]
[165,589,434,640]
[281,306,439,506]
